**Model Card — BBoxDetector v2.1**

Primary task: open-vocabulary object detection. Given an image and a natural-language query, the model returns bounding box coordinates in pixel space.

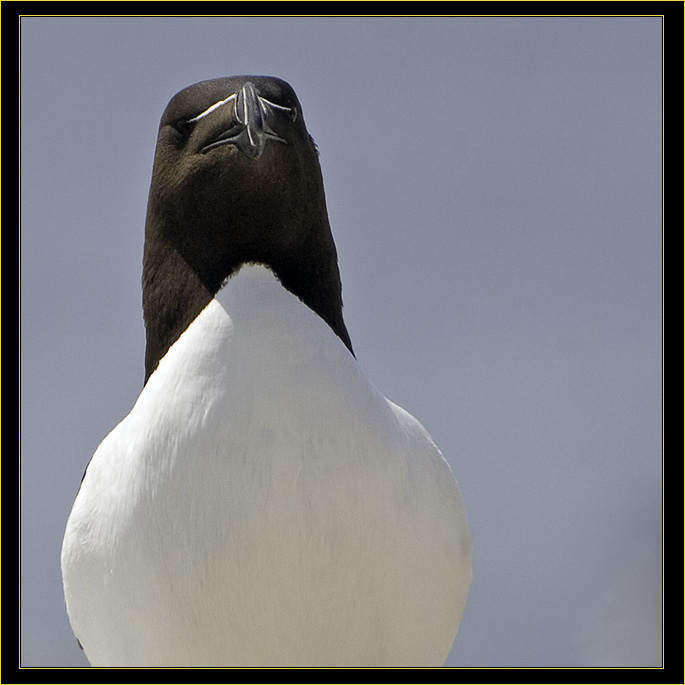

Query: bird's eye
[173,119,195,136]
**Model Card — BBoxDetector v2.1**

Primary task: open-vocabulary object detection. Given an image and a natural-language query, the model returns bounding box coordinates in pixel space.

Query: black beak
[202,82,296,158]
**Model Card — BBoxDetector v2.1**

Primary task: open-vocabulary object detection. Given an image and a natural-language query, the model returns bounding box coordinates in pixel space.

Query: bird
[61,76,471,668]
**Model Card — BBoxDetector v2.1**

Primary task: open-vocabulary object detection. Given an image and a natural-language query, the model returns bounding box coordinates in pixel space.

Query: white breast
[61,265,471,667]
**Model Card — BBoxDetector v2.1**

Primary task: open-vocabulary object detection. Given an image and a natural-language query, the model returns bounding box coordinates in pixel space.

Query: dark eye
[174,119,194,135]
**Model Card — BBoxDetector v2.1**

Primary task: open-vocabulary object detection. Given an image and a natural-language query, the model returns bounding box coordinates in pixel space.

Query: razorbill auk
[61,76,472,667]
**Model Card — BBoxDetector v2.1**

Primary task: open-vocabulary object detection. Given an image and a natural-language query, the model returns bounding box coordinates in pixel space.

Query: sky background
[20,16,662,668]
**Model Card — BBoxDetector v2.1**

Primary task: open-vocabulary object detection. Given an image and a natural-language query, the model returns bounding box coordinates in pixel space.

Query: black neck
[141,210,353,384]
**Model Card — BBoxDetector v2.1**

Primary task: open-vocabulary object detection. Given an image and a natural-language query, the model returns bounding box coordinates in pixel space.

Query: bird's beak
[203,82,295,159]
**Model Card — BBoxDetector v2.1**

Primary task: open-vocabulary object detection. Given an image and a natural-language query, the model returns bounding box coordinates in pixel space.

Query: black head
[142,76,353,382]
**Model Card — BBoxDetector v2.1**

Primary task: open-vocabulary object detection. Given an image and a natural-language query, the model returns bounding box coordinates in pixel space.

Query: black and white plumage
[61,76,471,667]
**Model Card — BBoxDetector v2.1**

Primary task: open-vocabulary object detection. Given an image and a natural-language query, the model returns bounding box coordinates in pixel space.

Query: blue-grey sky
[20,16,662,668]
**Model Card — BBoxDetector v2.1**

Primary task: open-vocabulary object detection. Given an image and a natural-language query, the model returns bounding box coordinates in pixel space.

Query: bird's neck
[142,215,353,384]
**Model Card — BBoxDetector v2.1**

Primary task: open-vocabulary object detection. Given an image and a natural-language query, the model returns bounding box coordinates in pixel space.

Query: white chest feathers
[61,265,471,667]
